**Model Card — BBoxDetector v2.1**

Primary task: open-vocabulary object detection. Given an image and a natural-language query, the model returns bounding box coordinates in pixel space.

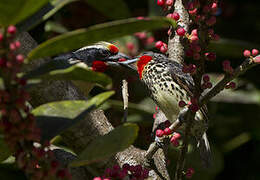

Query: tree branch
[199,57,258,106]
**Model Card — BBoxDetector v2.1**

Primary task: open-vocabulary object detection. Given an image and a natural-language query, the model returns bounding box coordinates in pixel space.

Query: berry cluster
[201,74,212,89]
[93,164,150,180]
[0,26,71,180]
[155,120,181,147]
[155,41,168,53]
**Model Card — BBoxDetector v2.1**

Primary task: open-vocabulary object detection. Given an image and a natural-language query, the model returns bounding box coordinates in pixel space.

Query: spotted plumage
[136,52,211,167]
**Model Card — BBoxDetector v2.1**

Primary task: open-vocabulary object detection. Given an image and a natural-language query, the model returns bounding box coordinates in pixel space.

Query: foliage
[0,0,259,180]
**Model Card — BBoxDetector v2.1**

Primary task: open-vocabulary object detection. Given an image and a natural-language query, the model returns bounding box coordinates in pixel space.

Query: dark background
[29,0,260,179]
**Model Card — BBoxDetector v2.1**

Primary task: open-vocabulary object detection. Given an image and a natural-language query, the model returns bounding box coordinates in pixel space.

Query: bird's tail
[197,132,211,168]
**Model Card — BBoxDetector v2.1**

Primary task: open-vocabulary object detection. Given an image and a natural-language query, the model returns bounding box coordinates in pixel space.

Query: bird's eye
[99,49,111,58]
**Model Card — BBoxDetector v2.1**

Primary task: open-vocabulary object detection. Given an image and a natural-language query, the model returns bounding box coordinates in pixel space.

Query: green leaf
[0,0,49,27]
[209,38,260,58]
[27,17,176,60]
[84,0,130,20]
[0,136,11,162]
[28,64,112,88]
[45,21,69,33]
[70,123,139,167]
[32,91,114,140]
[17,0,77,31]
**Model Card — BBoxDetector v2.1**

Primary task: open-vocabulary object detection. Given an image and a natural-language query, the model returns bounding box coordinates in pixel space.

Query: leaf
[209,38,260,58]
[0,136,11,162]
[45,21,69,33]
[69,123,139,167]
[17,0,78,31]
[27,17,176,60]
[26,64,112,88]
[0,0,49,27]
[32,91,114,140]
[84,0,130,20]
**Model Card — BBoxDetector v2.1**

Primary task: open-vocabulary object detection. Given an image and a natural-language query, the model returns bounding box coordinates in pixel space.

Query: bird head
[54,41,130,73]
[117,52,159,79]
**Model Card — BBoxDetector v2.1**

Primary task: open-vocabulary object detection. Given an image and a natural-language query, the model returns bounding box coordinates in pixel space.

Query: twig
[145,116,183,160]
[199,57,258,106]
[174,112,193,180]
[122,79,129,122]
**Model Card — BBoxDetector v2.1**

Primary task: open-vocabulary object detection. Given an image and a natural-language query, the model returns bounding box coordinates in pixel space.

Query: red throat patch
[137,55,152,79]
[92,61,108,72]
[108,44,119,54]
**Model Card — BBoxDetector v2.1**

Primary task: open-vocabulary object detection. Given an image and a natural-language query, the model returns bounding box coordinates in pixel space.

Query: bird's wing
[167,60,209,121]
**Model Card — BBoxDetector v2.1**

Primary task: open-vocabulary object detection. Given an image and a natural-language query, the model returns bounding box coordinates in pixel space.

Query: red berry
[252,49,259,56]
[160,43,168,53]
[15,41,21,48]
[190,35,199,43]
[189,64,197,75]
[146,36,155,45]
[170,137,179,146]
[206,82,213,88]
[153,113,157,119]
[165,0,173,6]
[191,29,198,36]
[203,74,210,82]
[189,104,199,112]
[9,43,16,50]
[205,52,216,61]
[136,16,145,20]
[189,8,197,15]
[222,60,230,67]
[123,163,131,170]
[7,25,17,35]
[0,33,3,41]
[186,168,195,179]
[243,49,251,57]
[178,100,186,107]
[211,2,218,14]
[254,56,260,63]
[155,41,163,49]
[212,34,220,41]
[157,0,165,6]
[172,12,180,21]
[164,120,171,127]
[126,42,135,51]
[173,132,181,139]
[164,127,172,135]
[156,129,164,137]
[176,27,186,36]
[16,54,24,63]
[229,82,236,89]
[134,32,147,39]
[93,177,102,180]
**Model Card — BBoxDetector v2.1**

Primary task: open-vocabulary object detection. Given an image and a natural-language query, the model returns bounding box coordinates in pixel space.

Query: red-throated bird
[120,52,211,167]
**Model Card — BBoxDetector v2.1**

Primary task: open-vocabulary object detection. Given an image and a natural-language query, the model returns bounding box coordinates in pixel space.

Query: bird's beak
[117,58,139,71]
[106,52,130,61]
